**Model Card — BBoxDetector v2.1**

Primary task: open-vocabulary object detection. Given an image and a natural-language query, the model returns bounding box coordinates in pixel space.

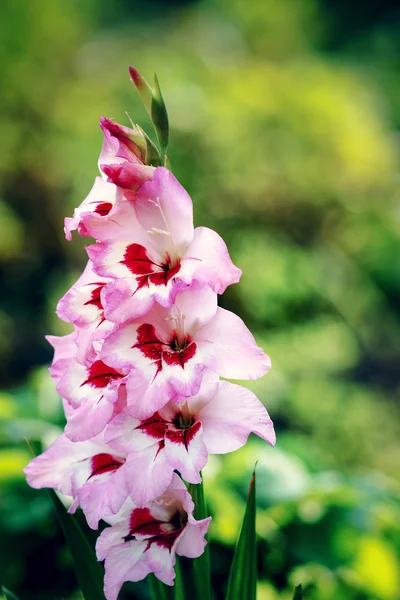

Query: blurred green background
[1,0,400,598]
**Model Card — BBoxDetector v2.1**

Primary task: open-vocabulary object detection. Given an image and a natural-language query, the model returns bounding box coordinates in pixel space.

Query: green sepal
[49,490,106,600]
[136,125,162,166]
[187,477,211,600]
[129,66,153,114]
[1,587,20,600]
[151,73,169,154]
[226,467,257,600]
[293,584,303,599]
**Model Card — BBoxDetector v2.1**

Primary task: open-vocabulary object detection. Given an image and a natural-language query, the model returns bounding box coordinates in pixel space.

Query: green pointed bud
[151,73,169,154]
[136,125,162,167]
[128,66,152,114]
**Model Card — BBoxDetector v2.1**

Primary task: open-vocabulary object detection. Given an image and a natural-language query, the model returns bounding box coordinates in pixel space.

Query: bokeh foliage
[0,0,399,598]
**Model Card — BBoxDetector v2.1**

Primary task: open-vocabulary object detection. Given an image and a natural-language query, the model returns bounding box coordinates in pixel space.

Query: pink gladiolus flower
[24,433,129,529]
[88,167,241,321]
[104,374,275,506]
[100,283,271,419]
[96,474,211,599]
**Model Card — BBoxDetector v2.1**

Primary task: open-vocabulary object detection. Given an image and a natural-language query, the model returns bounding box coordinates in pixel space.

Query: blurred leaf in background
[1,0,399,598]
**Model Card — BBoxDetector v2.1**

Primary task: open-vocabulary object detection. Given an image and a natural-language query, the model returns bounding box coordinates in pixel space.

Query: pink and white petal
[64,177,118,240]
[56,261,108,326]
[161,351,207,400]
[146,275,182,308]
[181,226,241,294]
[101,323,151,373]
[164,422,207,483]
[175,515,212,559]
[125,370,178,420]
[197,307,271,380]
[105,412,165,454]
[78,463,129,529]
[82,199,143,244]
[198,381,275,453]
[64,396,115,442]
[23,434,101,496]
[102,278,155,323]
[145,544,177,586]
[102,543,149,600]
[134,167,194,255]
[125,446,174,507]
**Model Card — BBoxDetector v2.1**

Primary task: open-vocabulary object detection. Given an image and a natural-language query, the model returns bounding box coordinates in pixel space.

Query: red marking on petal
[163,341,197,368]
[166,421,201,450]
[83,284,105,311]
[125,507,185,552]
[94,202,113,216]
[148,262,181,287]
[89,453,124,478]
[136,413,167,439]
[133,324,168,376]
[81,360,123,388]
[121,244,158,276]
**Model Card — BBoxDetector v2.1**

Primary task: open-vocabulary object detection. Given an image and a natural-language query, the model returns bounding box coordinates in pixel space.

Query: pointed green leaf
[293,584,303,599]
[49,490,106,600]
[1,586,20,600]
[129,66,153,114]
[151,73,169,154]
[226,468,257,600]
[187,477,211,600]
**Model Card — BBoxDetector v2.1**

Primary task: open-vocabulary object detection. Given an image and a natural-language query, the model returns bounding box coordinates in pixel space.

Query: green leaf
[129,66,153,113]
[49,490,106,600]
[151,73,169,154]
[187,477,211,600]
[173,558,184,600]
[226,468,257,600]
[148,574,173,600]
[1,586,20,600]
[293,584,303,599]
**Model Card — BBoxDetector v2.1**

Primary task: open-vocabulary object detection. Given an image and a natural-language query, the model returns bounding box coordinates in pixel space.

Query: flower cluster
[24,74,275,600]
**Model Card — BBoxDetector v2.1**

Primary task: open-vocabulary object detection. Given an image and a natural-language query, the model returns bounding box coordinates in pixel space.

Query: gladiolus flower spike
[24,67,275,600]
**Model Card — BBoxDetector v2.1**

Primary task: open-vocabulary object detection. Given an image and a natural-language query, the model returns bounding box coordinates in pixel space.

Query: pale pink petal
[175,515,211,558]
[134,167,194,256]
[78,462,129,529]
[180,226,241,294]
[64,396,115,442]
[164,421,207,483]
[101,542,148,600]
[46,333,77,382]
[172,282,218,335]
[125,446,174,507]
[101,278,155,323]
[198,380,276,453]
[197,307,271,379]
